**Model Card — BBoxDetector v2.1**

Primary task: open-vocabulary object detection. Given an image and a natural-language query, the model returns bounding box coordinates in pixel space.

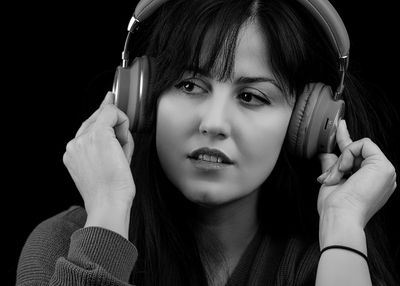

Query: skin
[157,19,292,231]
[155,21,294,280]
[63,15,396,286]
[315,119,397,286]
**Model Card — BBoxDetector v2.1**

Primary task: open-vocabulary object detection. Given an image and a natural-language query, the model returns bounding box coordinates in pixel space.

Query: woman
[17,0,399,285]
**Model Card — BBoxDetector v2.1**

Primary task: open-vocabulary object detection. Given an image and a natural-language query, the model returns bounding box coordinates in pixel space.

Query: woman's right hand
[63,92,135,237]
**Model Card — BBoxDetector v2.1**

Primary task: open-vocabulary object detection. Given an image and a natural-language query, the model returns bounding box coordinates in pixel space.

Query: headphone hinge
[335,55,349,99]
[128,16,140,33]
[121,17,140,68]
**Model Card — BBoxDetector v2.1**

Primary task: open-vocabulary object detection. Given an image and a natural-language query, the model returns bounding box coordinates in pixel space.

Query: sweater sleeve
[17,206,138,286]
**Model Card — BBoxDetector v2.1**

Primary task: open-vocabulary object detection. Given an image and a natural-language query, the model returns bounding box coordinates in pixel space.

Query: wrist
[319,208,367,254]
[84,201,131,240]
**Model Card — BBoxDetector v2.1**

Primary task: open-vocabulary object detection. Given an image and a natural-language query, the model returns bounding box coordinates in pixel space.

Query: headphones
[112,0,349,159]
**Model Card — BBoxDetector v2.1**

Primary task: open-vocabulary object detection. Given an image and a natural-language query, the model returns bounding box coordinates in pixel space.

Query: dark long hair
[127,0,400,285]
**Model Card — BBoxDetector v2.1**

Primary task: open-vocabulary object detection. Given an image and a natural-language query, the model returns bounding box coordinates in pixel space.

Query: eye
[238,90,271,106]
[174,79,207,95]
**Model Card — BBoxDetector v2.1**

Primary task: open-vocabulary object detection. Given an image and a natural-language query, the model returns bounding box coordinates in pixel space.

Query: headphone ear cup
[113,56,155,132]
[286,82,345,159]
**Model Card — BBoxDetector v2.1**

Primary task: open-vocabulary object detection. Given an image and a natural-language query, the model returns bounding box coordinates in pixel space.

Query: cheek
[156,94,194,183]
[238,107,292,179]
[156,96,180,165]
[156,93,195,136]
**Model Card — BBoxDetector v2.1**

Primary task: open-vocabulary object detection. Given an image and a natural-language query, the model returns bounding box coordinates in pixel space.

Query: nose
[198,95,232,139]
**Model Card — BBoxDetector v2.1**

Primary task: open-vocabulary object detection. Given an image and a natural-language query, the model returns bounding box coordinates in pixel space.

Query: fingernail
[107,91,115,100]
[341,119,347,129]
[317,171,329,184]
[337,156,344,171]
[324,172,335,184]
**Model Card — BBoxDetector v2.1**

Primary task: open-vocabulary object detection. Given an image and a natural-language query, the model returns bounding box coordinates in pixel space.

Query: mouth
[187,147,234,165]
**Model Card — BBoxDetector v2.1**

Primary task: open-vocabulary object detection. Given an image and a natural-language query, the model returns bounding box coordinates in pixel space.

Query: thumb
[122,131,135,165]
[318,153,338,173]
[101,91,115,107]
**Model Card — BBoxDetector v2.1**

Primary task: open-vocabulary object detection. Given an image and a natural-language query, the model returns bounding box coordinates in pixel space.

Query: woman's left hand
[317,119,397,228]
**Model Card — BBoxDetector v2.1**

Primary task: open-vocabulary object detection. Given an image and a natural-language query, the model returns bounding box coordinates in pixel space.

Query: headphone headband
[128,0,170,31]
[124,0,350,95]
[297,0,349,97]
[128,0,349,55]
[298,0,349,58]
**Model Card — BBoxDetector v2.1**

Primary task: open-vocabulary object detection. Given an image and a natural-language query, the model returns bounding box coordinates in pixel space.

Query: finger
[100,91,115,107]
[341,137,384,163]
[317,120,354,185]
[320,155,346,185]
[317,153,339,183]
[75,111,100,138]
[318,120,349,175]
[338,147,362,173]
[336,119,353,152]
[94,104,130,146]
[318,153,338,173]
[114,117,131,148]
[323,138,384,185]
[122,131,135,164]
[75,92,115,138]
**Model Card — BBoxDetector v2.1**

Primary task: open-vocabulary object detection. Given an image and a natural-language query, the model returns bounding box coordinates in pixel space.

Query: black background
[6,1,400,284]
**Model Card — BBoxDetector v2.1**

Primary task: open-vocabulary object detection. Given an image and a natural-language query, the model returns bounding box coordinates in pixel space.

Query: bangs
[148,0,257,92]
[146,0,328,103]
[184,3,249,81]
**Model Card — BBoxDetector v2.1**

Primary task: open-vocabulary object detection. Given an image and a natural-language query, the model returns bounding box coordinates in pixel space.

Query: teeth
[197,154,222,163]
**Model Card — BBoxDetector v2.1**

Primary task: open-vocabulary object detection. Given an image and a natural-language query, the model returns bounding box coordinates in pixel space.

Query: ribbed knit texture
[65,227,138,283]
[16,205,318,285]
[226,226,265,285]
[17,206,138,286]
[276,237,319,286]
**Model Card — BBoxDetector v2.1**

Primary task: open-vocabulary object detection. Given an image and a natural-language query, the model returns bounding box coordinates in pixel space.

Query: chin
[180,181,246,208]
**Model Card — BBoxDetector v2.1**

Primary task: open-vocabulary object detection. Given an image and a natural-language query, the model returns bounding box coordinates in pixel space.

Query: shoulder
[17,205,87,283]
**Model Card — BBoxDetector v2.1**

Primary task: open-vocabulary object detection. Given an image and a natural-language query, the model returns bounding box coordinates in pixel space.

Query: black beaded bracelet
[320,245,368,264]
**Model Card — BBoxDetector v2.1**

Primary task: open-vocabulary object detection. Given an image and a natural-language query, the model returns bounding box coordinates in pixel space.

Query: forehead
[234,21,271,77]
[198,20,272,80]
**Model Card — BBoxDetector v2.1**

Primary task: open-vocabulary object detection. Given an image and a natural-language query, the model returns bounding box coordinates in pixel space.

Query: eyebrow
[185,68,282,90]
[234,76,280,88]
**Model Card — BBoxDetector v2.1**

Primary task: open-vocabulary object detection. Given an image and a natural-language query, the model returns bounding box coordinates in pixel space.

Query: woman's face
[156,21,294,207]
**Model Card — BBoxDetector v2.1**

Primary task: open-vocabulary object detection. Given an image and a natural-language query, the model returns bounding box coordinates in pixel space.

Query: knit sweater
[16,205,320,286]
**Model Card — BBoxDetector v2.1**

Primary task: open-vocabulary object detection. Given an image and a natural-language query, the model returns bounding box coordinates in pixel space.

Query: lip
[187,147,234,165]
[188,158,232,171]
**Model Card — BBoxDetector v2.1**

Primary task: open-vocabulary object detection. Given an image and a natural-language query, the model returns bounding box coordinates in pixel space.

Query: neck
[195,190,260,259]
